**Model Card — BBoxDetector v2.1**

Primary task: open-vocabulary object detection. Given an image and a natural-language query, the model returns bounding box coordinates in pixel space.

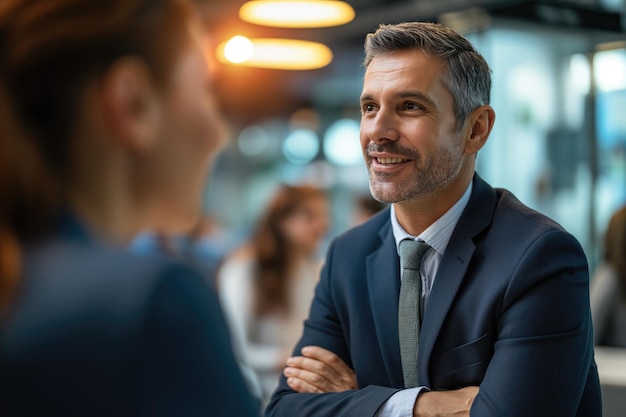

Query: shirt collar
[391,181,472,257]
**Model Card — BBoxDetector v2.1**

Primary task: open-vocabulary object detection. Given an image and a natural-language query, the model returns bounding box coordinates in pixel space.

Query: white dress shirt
[375,182,472,417]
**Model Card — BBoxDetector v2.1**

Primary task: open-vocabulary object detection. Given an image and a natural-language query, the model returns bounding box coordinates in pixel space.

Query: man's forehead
[362,52,445,93]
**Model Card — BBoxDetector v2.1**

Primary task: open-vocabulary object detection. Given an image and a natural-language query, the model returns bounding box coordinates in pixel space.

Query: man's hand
[283,346,357,393]
[414,386,479,417]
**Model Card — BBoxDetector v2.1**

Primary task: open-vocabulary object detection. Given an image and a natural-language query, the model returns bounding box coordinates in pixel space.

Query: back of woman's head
[0,0,200,312]
[0,0,197,238]
[0,91,19,313]
[0,0,196,151]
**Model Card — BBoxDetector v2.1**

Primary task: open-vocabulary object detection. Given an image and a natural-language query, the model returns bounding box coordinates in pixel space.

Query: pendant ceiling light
[239,0,355,28]
[216,36,333,70]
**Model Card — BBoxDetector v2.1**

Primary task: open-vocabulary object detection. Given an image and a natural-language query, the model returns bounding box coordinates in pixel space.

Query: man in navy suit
[265,22,601,417]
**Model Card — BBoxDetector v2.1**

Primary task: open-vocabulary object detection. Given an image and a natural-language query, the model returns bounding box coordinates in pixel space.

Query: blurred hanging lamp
[216,35,333,70]
[239,0,355,28]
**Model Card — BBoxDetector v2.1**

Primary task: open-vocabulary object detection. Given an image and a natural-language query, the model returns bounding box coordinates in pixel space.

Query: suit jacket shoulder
[267,174,600,417]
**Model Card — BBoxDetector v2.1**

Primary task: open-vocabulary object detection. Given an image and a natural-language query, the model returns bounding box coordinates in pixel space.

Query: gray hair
[364,22,491,131]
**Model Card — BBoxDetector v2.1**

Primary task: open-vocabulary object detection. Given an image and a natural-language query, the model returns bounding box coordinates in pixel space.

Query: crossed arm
[268,229,595,417]
[284,345,478,417]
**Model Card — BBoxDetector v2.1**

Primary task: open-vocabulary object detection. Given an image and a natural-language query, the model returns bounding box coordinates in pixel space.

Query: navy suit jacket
[266,174,601,417]
[1,215,259,417]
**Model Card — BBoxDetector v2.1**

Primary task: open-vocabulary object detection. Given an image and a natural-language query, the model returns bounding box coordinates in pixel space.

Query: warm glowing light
[239,0,355,28]
[216,37,333,70]
[223,36,254,63]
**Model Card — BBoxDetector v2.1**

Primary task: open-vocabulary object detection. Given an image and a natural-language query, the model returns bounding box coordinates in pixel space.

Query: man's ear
[97,57,161,153]
[464,105,495,154]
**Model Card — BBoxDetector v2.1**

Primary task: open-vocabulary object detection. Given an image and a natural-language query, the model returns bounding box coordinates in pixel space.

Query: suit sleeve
[131,263,260,417]
[265,240,399,417]
[471,229,600,416]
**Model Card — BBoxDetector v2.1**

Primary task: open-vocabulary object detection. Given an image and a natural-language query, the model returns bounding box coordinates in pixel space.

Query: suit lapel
[418,174,497,386]
[418,234,475,386]
[366,221,405,387]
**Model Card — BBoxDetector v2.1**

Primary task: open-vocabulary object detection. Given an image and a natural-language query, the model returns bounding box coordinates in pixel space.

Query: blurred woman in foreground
[0,0,258,415]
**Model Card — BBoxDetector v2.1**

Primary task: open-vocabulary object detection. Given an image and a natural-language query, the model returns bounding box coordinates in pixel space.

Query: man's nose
[364,108,400,144]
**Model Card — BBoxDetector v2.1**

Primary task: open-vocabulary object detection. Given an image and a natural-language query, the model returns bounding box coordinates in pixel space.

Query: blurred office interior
[201,0,626,274]
[174,1,626,414]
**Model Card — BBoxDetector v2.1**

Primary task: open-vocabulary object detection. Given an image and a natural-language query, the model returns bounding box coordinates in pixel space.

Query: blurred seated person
[591,205,626,347]
[217,184,330,403]
[0,0,259,415]
[351,193,388,226]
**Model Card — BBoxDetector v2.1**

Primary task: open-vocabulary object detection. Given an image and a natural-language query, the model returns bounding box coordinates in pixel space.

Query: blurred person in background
[0,0,259,416]
[591,205,626,347]
[351,193,388,226]
[217,184,330,404]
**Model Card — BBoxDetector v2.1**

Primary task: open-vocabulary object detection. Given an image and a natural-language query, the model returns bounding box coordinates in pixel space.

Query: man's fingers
[300,346,357,389]
[284,346,358,393]
[284,366,332,392]
[462,386,480,401]
[414,386,480,417]
[285,375,323,394]
[285,354,357,392]
[301,346,355,376]
[287,355,335,378]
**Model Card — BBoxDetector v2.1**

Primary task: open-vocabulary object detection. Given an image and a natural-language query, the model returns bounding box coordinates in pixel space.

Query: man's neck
[393,175,473,237]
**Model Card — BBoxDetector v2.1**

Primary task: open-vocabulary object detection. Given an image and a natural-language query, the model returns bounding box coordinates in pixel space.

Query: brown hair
[0,88,20,314]
[251,184,327,316]
[604,205,626,298]
[0,0,200,313]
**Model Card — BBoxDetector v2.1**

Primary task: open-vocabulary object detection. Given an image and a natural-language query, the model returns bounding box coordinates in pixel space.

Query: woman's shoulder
[217,245,256,279]
[4,239,216,365]
[226,243,255,262]
[19,239,210,327]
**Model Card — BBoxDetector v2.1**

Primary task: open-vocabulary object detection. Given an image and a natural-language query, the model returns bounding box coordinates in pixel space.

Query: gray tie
[398,239,430,388]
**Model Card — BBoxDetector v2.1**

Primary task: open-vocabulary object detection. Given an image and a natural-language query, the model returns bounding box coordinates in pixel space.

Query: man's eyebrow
[397,91,436,106]
[360,91,436,107]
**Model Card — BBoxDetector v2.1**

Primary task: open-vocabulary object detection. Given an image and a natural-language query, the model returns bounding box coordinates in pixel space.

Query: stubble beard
[367,136,465,204]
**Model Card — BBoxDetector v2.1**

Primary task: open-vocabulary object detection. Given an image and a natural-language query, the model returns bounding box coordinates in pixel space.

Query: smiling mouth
[376,157,410,164]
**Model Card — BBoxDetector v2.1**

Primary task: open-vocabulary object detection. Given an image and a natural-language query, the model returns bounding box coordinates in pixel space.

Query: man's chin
[369,184,399,205]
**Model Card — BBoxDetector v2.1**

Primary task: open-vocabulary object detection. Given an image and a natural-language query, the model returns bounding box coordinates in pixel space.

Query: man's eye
[404,102,422,110]
[362,103,376,112]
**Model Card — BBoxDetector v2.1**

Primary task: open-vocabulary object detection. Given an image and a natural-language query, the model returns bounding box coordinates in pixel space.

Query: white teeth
[377,157,408,164]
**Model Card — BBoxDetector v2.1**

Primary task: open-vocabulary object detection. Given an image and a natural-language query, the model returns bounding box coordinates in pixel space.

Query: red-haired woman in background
[217,184,330,404]
[0,1,258,416]
[591,205,626,347]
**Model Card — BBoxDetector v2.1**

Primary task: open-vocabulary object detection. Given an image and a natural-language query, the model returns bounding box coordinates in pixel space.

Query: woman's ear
[97,57,161,153]
[464,105,495,154]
